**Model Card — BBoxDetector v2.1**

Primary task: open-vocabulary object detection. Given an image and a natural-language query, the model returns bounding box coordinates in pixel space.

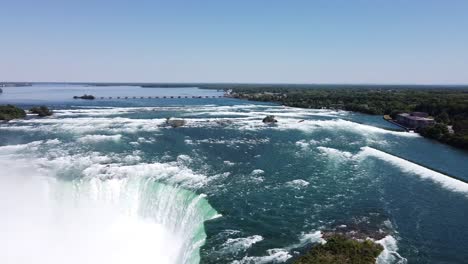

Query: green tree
[0,105,26,121]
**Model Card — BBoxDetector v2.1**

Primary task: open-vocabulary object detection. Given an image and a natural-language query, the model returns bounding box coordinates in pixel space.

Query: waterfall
[0,151,218,264]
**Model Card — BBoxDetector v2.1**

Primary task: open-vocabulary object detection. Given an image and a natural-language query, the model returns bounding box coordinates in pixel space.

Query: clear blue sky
[1,0,467,84]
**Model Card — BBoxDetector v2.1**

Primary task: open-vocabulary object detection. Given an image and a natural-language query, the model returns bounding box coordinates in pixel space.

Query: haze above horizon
[1,0,467,84]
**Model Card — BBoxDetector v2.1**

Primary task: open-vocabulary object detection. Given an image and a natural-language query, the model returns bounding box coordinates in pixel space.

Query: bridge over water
[82,95,227,100]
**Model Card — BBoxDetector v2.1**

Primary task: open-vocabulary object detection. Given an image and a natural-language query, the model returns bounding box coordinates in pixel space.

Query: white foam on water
[250,170,265,183]
[190,138,270,146]
[82,161,209,189]
[224,160,236,166]
[376,235,408,264]
[358,146,468,196]
[137,137,155,143]
[210,213,223,220]
[122,154,142,164]
[317,146,353,160]
[0,140,62,157]
[295,140,312,150]
[0,140,43,153]
[193,109,340,119]
[285,179,310,189]
[177,154,193,163]
[221,235,264,253]
[287,231,325,250]
[234,118,416,139]
[78,134,122,143]
[231,231,323,264]
[251,169,265,175]
[45,138,61,145]
[0,141,210,190]
[232,248,292,264]
[296,119,416,137]
[54,109,132,117]
[4,117,167,134]
[295,139,330,150]
[52,105,285,119]
[2,105,412,144]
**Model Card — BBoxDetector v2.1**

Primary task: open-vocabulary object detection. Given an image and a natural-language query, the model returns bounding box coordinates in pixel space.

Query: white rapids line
[358,146,468,196]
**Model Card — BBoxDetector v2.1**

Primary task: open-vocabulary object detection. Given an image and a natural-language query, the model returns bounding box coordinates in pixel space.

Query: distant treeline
[0,82,32,87]
[229,86,468,150]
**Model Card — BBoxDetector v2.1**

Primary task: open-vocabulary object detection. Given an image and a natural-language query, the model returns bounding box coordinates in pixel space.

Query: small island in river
[73,94,96,100]
[294,235,383,264]
[0,105,53,121]
[0,105,26,121]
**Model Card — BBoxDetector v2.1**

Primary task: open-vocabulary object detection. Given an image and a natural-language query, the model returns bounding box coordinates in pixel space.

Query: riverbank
[228,87,468,151]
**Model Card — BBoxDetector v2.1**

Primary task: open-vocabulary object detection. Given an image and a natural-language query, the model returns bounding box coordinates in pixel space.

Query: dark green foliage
[418,124,449,140]
[453,120,468,134]
[435,112,450,124]
[446,134,468,149]
[294,235,383,264]
[419,123,468,149]
[231,87,468,150]
[0,105,26,121]
[232,87,468,116]
[30,106,53,117]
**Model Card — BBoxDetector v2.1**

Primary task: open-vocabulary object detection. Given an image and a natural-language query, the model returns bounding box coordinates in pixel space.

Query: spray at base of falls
[0,165,219,264]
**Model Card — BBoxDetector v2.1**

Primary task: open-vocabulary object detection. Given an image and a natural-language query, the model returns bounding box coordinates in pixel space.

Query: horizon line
[2,81,468,86]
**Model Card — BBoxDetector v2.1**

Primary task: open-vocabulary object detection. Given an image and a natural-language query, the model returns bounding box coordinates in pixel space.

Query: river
[1,84,467,263]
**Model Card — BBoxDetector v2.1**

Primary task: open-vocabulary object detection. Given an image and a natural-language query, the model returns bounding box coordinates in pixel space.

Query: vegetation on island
[30,106,53,117]
[0,105,26,121]
[228,86,468,150]
[294,235,383,264]
[0,105,54,121]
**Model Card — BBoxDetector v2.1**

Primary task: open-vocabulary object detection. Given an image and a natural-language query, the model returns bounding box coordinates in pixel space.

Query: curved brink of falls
[0,168,218,264]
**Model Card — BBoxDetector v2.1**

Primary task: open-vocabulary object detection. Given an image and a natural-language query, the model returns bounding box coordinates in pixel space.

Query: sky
[1,0,467,84]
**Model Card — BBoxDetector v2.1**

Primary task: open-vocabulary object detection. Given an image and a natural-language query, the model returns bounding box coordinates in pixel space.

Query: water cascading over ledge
[0,157,219,264]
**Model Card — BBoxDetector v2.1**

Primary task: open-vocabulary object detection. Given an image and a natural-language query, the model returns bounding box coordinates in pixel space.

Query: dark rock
[166,118,186,128]
[215,119,233,126]
[262,115,278,123]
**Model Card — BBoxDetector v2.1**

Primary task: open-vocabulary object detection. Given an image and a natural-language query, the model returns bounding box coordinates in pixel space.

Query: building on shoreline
[396,112,435,129]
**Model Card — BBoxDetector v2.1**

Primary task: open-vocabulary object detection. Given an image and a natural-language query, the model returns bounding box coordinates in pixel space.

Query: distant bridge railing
[94,95,227,100]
